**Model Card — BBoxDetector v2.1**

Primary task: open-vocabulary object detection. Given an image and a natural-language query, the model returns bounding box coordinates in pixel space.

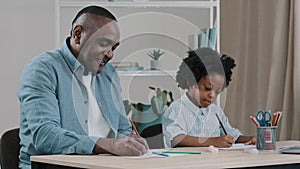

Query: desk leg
[31,162,42,169]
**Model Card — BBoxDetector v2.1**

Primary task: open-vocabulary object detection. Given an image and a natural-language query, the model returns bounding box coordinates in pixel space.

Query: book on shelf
[188,27,216,50]
[111,62,144,71]
[111,62,138,67]
[188,34,198,50]
[208,27,216,49]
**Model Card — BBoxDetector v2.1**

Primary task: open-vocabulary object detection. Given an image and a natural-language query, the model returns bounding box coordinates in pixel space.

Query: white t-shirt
[82,73,110,138]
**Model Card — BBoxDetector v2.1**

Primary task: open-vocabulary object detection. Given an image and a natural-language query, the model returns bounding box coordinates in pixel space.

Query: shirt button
[84,100,87,104]
[85,120,88,123]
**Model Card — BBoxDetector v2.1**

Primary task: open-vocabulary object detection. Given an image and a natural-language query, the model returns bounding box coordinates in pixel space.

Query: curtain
[220,0,299,140]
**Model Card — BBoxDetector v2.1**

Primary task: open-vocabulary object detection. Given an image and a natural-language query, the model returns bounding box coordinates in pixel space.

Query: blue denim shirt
[17,38,131,169]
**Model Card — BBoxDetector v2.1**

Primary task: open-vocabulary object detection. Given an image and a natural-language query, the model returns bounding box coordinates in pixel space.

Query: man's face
[191,73,225,108]
[77,20,120,75]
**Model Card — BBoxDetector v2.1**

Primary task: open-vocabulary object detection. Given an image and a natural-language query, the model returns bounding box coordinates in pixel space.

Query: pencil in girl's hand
[129,118,140,136]
[215,113,228,135]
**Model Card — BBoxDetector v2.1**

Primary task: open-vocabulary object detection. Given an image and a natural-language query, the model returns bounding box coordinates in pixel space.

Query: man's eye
[99,40,109,47]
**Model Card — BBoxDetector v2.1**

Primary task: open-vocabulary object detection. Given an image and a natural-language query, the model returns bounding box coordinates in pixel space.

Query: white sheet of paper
[218,143,256,150]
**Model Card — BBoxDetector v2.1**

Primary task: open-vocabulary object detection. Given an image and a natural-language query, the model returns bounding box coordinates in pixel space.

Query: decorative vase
[131,104,165,133]
[150,60,160,70]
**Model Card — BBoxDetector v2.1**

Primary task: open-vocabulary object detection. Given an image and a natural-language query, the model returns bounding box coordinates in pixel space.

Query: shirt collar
[182,93,211,116]
[61,37,88,82]
[61,37,82,74]
[182,93,205,115]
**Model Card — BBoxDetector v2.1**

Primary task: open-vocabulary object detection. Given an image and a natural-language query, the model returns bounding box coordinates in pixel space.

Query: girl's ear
[186,81,192,88]
[188,84,198,92]
[72,25,83,44]
[186,80,197,89]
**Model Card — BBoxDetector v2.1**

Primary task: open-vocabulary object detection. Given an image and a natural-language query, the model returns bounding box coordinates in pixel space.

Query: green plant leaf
[147,49,165,60]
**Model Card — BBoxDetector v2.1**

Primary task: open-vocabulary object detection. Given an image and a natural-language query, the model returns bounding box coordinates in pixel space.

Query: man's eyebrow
[111,42,119,51]
[113,42,120,47]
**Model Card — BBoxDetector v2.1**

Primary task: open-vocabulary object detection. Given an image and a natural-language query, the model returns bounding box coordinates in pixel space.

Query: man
[17,6,149,169]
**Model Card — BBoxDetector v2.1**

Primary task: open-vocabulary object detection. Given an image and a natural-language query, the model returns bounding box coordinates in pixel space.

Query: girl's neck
[186,92,201,108]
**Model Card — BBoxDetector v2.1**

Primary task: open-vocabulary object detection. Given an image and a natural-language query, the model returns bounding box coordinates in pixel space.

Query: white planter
[150,60,161,70]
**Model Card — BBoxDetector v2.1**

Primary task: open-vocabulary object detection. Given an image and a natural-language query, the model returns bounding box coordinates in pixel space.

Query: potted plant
[147,49,165,70]
[130,86,174,133]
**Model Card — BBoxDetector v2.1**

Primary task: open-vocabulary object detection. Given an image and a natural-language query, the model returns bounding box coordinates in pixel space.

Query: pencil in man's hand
[129,118,140,136]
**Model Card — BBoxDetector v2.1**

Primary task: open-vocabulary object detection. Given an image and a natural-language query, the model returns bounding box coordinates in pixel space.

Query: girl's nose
[209,91,216,98]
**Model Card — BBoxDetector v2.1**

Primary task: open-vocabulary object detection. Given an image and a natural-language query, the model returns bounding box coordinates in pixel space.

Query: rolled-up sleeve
[162,103,186,148]
[18,60,95,155]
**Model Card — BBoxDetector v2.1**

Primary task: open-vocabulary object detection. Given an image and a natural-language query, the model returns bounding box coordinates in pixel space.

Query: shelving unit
[117,70,177,77]
[56,0,220,102]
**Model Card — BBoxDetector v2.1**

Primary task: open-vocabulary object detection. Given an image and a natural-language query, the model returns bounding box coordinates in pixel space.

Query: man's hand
[93,135,149,156]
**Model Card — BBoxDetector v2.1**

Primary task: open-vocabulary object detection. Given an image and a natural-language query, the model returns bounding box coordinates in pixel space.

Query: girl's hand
[244,136,256,145]
[213,135,234,147]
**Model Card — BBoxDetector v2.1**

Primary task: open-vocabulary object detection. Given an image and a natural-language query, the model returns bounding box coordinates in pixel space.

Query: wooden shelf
[58,1,219,8]
[117,70,176,77]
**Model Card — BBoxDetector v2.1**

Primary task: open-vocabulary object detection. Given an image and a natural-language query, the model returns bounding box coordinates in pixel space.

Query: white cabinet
[56,0,220,103]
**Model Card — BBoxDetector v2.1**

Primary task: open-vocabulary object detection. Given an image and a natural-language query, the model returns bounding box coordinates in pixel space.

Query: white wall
[58,2,210,104]
[0,0,212,136]
[0,0,55,135]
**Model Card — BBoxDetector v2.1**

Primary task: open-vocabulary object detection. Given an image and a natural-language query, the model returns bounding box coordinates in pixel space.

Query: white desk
[31,141,300,169]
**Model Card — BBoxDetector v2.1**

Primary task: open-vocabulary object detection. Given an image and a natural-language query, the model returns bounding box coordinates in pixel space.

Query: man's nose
[105,48,113,59]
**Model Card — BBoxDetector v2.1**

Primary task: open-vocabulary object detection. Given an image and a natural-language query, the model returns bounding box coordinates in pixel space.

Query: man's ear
[72,25,82,44]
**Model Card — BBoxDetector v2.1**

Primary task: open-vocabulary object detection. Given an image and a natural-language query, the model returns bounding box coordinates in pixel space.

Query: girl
[163,47,255,148]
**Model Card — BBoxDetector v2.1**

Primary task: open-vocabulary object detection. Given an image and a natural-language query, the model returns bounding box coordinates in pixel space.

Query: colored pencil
[275,111,282,126]
[129,118,139,136]
[152,151,169,157]
[162,151,201,154]
[250,116,259,126]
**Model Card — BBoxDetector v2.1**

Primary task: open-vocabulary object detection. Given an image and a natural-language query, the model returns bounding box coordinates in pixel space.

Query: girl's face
[188,73,225,108]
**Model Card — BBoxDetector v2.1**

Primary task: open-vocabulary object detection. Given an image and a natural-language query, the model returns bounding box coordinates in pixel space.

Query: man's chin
[95,67,103,74]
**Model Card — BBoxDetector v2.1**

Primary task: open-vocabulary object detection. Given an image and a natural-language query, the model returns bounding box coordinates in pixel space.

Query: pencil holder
[256,126,277,150]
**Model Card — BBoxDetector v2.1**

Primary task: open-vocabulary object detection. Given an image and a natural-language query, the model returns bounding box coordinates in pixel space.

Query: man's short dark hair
[70,5,117,36]
[72,5,117,26]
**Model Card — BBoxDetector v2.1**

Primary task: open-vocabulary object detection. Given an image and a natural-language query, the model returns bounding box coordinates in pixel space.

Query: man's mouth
[99,60,105,66]
[98,57,109,66]
[98,55,110,66]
